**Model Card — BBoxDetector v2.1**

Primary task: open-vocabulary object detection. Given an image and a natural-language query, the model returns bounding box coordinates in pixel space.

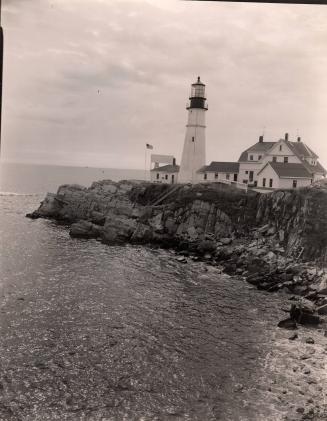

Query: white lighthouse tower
[179,76,208,183]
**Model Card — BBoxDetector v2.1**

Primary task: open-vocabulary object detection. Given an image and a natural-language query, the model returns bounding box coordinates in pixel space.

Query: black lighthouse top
[187,76,208,110]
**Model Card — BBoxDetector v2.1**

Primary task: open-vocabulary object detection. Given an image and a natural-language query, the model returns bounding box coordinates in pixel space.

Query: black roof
[238,139,320,163]
[302,160,326,175]
[198,161,240,173]
[261,162,312,178]
[151,164,180,173]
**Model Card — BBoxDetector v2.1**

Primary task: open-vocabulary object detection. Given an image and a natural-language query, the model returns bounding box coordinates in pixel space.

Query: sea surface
[0,162,315,420]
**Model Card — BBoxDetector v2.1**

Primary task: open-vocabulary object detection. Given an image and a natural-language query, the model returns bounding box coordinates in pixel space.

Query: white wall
[257,164,312,189]
[238,162,262,184]
[261,140,301,166]
[257,164,280,189]
[196,171,238,183]
[278,178,312,189]
[150,171,178,184]
[179,108,206,183]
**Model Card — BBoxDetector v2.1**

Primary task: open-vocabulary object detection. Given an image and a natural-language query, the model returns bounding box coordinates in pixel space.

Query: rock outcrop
[27,180,327,303]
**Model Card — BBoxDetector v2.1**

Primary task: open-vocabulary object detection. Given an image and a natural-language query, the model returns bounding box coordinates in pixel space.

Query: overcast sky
[2,0,327,169]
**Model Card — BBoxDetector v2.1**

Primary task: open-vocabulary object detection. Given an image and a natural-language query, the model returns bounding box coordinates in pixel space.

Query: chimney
[173,157,176,166]
[285,133,289,141]
[259,135,264,143]
[297,136,301,142]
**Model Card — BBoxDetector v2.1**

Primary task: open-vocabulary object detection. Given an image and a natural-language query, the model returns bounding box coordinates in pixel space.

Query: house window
[284,157,288,163]
[272,156,277,162]
[192,136,195,142]
[233,174,238,182]
[292,180,297,188]
[279,145,282,151]
[226,174,230,180]
[156,173,159,180]
[263,178,266,187]
[258,155,262,160]
[165,174,168,180]
[204,173,207,180]
[250,155,254,161]
[269,179,273,188]
[214,173,218,179]
[249,171,254,182]
[243,180,248,184]
[245,171,248,174]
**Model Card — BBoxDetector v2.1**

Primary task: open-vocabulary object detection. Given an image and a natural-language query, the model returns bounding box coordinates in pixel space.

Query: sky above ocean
[1,0,327,169]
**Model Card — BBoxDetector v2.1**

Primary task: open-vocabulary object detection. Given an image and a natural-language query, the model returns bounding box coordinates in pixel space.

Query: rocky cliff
[27,179,327,327]
[28,180,327,261]
[27,179,327,319]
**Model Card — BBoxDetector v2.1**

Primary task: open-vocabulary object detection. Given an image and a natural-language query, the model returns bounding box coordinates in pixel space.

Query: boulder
[290,303,320,325]
[69,220,102,239]
[197,239,217,255]
[278,318,297,330]
[317,304,327,315]
[220,237,232,245]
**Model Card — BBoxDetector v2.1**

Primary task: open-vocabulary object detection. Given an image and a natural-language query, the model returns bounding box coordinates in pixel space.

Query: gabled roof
[198,161,240,173]
[287,141,318,159]
[238,139,320,163]
[258,162,312,178]
[151,164,180,173]
[302,160,326,175]
[238,142,275,162]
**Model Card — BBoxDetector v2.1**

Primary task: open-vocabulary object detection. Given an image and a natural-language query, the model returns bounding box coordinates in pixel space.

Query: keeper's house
[236,133,326,190]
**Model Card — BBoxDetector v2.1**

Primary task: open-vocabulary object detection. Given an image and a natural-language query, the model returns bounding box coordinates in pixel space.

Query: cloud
[1,0,327,168]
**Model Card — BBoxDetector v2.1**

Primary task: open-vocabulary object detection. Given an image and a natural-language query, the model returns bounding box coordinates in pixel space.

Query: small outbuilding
[257,162,313,190]
[150,163,180,184]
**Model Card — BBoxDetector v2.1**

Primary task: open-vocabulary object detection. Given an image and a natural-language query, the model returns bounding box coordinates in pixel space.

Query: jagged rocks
[317,304,327,315]
[69,220,102,239]
[289,302,320,326]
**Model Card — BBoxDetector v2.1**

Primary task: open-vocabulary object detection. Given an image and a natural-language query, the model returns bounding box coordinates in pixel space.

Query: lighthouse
[178,76,208,183]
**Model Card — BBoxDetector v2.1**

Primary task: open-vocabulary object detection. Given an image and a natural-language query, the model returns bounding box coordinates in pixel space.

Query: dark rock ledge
[27,180,327,325]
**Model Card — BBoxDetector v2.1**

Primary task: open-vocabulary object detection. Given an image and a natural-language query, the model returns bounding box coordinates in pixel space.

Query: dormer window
[249,155,254,161]
[258,155,262,160]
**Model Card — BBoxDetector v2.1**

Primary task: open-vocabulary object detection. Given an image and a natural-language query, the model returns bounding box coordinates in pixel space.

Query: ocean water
[0,162,310,420]
[0,162,146,195]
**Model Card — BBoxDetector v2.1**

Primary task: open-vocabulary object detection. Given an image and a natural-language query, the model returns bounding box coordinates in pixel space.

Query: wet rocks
[278,318,297,330]
[69,220,103,239]
[290,302,320,326]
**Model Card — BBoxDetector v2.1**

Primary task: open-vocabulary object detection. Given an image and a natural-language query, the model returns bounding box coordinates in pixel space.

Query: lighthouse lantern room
[179,76,208,183]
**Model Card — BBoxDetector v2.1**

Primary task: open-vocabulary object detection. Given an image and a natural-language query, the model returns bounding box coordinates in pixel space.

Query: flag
[146,143,153,150]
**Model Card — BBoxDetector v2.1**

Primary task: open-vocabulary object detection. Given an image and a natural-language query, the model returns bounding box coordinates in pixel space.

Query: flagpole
[144,145,147,181]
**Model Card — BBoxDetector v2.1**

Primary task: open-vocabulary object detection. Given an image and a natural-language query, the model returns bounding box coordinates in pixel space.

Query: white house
[256,162,313,191]
[150,162,179,184]
[150,78,326,190]
[238,133,326,189]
